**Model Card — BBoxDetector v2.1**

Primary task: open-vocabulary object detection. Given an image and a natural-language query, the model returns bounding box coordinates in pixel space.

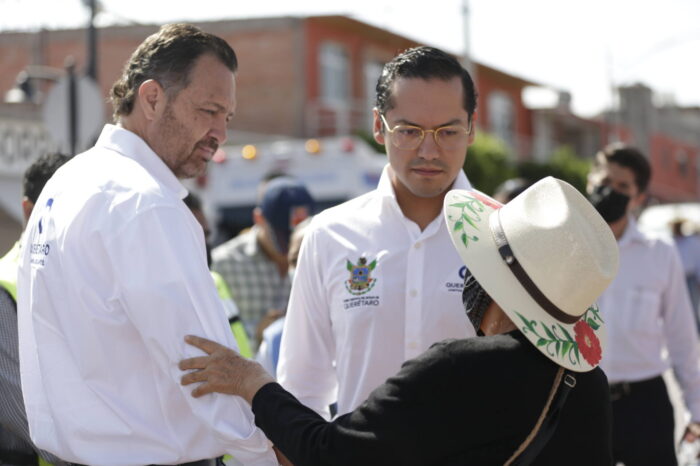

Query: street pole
[85,0,98,82]
[461,0,475,76]
[66,58,78,155]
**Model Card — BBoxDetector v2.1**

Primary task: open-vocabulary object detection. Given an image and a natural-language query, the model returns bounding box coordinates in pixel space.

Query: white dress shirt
[599,216,700,419]
[676,234,700,278]
[277,165,476,419]
[17,125,276,465]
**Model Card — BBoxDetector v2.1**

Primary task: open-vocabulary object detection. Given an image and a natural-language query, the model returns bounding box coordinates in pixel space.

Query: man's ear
[467,111,477,145]
[137,79,166,121]
[21,197,34,224]
[631,191,648,211]
[252,207,265,226]
[586,165,604,195]
[372,108,385,146]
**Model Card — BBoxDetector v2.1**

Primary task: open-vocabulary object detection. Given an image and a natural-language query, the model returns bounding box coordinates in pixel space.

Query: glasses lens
[436,126,469,150]
[392,125,423,150]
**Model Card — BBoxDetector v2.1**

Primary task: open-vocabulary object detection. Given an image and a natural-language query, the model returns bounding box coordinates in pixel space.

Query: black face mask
[588,185,630,224]
[462,270,492,335]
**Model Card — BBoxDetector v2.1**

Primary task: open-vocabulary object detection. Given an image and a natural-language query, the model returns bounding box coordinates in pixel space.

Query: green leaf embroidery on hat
[516,312,581,366]
[515,305,603,367]
[448,194,486,247]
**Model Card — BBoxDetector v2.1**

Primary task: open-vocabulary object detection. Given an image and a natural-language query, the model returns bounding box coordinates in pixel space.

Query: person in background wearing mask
[588,143,700,466]
[211,176,314,346]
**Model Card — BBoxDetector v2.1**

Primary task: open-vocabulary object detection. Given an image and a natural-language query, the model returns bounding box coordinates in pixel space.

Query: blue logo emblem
[38,198,54,234]
[345,256,377,296]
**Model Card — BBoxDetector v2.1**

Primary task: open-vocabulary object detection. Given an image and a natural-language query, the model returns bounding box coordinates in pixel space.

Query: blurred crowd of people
[1,22,700,466]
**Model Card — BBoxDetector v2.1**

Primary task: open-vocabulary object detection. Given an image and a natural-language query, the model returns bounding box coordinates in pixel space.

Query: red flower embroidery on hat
[574,320,602,366]
[469,191,503,210]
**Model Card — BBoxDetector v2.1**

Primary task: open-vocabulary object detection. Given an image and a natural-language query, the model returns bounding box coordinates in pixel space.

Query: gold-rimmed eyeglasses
[380,114,472,151]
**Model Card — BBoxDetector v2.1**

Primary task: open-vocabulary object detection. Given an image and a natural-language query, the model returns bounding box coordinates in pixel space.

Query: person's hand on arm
[180,335,275,405]
[180,335,294,465]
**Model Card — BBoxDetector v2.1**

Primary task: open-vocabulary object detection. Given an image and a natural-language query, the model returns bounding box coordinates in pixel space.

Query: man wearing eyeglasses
[277,46,478,419]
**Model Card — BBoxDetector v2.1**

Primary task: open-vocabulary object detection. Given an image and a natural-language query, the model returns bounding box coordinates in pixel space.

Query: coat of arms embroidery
[345,256,377,295]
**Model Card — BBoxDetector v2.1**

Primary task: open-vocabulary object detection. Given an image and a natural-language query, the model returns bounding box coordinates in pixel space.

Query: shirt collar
[618,215,645,247]
[95,124,188,200]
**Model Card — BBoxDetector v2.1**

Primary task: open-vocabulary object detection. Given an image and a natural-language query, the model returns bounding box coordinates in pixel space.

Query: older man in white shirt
[588,143,700,466]
[18,24,277,465]
[277,46,477,419]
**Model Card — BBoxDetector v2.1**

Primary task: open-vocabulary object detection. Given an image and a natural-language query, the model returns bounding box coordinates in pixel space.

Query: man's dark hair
[22,152,72,203]
[594,143,652,193]
[110,23,238,121]
[375,46,478,122]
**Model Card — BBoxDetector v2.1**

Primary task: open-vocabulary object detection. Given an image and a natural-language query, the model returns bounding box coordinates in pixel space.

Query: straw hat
[443,177,619,372]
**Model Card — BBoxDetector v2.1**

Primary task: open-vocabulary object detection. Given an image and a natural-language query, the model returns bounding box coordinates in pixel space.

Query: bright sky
[1,0,698,117]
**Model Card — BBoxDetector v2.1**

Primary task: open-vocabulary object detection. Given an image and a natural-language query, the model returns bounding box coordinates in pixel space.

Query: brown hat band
[489,210,580,325]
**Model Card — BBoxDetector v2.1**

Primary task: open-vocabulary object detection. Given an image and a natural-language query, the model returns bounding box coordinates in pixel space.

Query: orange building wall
[304,17,418,104]
[649,134,699,201]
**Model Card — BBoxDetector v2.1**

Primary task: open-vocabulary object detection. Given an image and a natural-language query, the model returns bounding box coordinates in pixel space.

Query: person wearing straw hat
[179,177,618,466]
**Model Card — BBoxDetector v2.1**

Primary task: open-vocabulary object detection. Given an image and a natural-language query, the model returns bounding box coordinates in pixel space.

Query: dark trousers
[611,375,677,466]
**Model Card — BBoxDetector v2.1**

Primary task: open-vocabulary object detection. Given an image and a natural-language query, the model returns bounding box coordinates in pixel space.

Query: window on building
[319,42,350,105]
[487,91,515,150]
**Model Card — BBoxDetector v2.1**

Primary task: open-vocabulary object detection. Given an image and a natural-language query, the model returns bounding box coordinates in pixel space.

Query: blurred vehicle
[194,135,387,242]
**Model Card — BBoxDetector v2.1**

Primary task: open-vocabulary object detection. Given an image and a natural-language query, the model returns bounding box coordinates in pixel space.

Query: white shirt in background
[277,165,476,419]
[599,216,700,420]
[17,125,276,466]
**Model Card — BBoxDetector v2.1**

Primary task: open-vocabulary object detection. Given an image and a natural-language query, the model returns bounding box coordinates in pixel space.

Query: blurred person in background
[493,177,532,204]
[211,176,314,346]
[17,23,279,465]
[277,45,477,419]
[184,192,252,358]
[0,152,71,466]
[255,217,312,378]
[671,218,700,329]
[179,177,617,465]
[587,143,700,466]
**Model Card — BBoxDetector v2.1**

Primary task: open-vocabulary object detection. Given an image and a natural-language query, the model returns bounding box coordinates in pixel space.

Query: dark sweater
[252,331,612,466]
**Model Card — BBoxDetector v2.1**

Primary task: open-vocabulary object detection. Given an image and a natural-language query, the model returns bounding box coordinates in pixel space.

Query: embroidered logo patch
[345,256,377,295]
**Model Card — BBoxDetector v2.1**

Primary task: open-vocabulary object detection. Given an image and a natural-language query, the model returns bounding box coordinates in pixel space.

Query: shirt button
[410,289,417,298]
[414,242,422,249]
[408,341,418,350]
